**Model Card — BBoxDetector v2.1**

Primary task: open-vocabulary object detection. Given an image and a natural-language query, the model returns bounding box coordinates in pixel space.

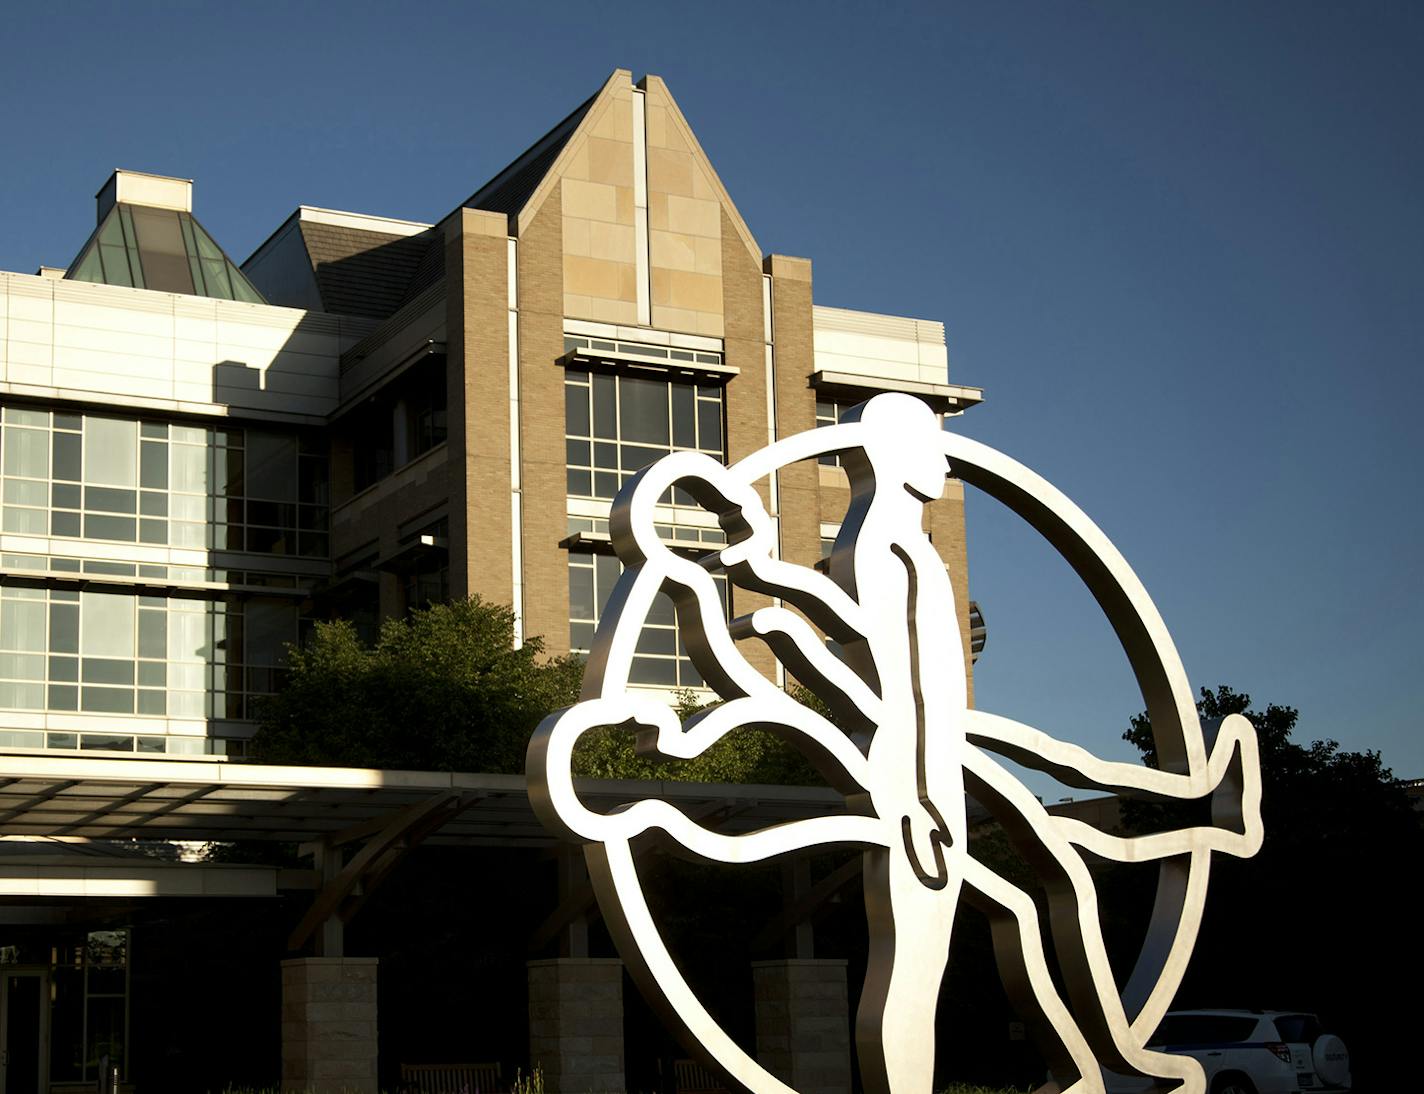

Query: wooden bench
[673,1058,731,1094]
[400,1061,504,1094]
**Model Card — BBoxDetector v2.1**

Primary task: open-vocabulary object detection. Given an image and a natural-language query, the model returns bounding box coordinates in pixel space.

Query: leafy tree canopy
[1122,684,1418,847]
[251,597,819,784]
[1122,685,1422,1088]
[251,598,582,773]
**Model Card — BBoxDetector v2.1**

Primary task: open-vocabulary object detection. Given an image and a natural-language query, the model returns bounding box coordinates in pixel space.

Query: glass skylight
[67,205,265,304]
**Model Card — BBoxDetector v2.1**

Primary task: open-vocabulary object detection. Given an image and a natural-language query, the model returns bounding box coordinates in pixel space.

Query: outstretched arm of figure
[964,710,1262,861]
[729,605,881,735]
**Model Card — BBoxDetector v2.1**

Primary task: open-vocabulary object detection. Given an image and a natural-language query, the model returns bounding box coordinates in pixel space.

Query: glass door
[0,970,48,1094]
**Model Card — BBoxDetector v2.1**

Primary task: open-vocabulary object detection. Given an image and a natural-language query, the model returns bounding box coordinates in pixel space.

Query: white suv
[1125,1009,1351,1094]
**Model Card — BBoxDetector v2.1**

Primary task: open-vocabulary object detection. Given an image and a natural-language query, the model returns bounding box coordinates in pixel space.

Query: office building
[0,70,980,1092]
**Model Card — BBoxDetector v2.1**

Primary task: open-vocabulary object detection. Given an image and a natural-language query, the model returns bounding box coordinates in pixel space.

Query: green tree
[252,597,821,784]
[251,597,582,772]
[1121,684,1422,1089]
[567,685,821,784]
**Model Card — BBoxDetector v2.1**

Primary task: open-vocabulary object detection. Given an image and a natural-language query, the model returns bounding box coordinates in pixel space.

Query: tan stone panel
[644,88,689,153]
[587,137,635,188]
[648,191,669,232]
[695,310,725,338]
[563,293,593,320]
[650,230,697,273]
[650,303,701,335]
[691,162,719,202]
[590,90,634,142]
[693,235,723,277]
[562,216,591,258]
[562,178,618,224]
[614,185,635,225]
[588,220,637,264]
[666,195,721,239]
[564,255,636,302]
[645,104,668,149]
[563,140,591,182]
[587,297,640,325]
[650,267,671,306]
[664,269,722,313]
[647,147,695,197]
[618,260,639,302]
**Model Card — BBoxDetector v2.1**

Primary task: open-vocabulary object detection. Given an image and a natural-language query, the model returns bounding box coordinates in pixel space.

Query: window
[0,585,295,720]
[815,398,853,467]
[0,407,328,557]
[49,930,131,1084]
[344,353,447,493]
[565,369,724,504]
[402,518,451,614]
[1147,1015,1261,1047]
[405,353,449,458]
[569,551,728,688]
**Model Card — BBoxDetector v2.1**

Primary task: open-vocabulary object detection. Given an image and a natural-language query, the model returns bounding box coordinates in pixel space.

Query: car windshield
[1149,1015,1260,1046]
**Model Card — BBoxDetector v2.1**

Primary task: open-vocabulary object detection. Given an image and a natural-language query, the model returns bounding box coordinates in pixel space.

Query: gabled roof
[458,69,760,260]
[462,85,602,219]
[242,207,434,320]
[299,218,432,320]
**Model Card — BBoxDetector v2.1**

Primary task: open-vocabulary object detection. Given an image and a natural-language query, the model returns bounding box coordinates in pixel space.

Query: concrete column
[281,957,378,1094]
[527,957,624,1094]
[752,958,852,1094]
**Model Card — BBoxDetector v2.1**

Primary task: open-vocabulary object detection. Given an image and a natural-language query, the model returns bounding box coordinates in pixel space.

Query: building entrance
[0,969,48,1094]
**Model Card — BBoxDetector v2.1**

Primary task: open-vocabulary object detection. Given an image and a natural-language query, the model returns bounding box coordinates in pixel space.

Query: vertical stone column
[752,958,852,1094]
[281,957,378,1094]
[527,957,625,1093]
[445,206,513,606]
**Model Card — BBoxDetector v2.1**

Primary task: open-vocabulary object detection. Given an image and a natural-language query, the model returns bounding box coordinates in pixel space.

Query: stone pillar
[752,959,852,1094]
[527,957,624,1093]
[281,957,378,1094]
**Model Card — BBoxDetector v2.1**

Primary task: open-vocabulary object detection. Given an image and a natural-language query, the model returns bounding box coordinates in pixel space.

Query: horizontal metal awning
[0,754,844,847]
[811,369,984,411]
[0,841,278,898]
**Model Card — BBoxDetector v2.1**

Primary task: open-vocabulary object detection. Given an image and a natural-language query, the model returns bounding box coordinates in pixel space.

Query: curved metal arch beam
[938,430,1227,1034]
[940,433,1204,777]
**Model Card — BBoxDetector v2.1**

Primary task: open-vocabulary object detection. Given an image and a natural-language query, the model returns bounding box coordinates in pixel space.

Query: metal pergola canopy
[0,754,845,847]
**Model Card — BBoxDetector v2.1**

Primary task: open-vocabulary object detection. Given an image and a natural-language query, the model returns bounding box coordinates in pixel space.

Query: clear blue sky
[2,2,1420,787]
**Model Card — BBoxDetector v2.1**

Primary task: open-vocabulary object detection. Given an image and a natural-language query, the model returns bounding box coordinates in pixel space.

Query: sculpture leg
[855,845,961,1094]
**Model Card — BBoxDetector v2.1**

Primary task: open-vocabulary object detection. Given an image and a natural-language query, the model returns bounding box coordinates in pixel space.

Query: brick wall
[517,185,572,655]
[720,207,776,678]
[449,208,513,606]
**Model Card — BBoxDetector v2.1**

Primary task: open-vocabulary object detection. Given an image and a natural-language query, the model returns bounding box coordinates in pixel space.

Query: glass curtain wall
[0,585,297,748]
[0,408,327,558]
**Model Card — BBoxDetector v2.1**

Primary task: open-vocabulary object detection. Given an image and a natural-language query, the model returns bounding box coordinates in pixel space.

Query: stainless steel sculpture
[528,393,1262,1094]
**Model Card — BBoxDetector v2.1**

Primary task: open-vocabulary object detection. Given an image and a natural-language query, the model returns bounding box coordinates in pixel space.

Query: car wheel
[1211,1076,1256,1094]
